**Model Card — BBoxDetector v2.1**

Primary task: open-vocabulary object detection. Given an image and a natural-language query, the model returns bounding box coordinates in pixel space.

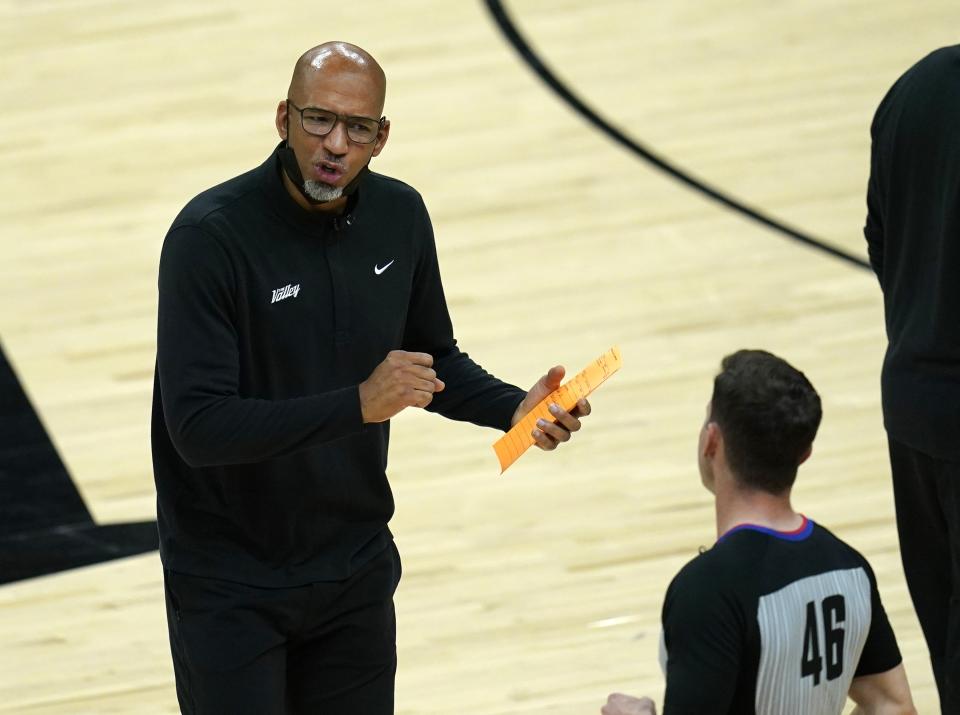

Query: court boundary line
[484,0,872,271]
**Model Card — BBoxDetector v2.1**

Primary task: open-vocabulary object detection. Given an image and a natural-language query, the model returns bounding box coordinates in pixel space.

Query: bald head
[288,42,386,115]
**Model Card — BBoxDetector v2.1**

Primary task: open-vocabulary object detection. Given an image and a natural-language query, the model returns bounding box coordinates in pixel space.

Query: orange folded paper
[493,345,622,473]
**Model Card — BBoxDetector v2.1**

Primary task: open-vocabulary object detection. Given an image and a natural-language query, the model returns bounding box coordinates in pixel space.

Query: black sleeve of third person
[864,110,886,284]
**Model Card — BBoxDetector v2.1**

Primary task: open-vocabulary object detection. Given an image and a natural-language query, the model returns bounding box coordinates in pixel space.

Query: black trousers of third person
[163,541,402,715]
[889,437,960,713]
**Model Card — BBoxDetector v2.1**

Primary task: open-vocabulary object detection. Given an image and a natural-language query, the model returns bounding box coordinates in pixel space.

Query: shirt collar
[260,142,363,234]
[717,515,813,544]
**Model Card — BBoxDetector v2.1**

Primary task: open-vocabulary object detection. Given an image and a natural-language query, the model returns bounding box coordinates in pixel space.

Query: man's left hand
[511,365,591,450]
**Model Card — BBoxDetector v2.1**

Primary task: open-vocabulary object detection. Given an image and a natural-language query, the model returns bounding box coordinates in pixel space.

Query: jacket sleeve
[156,225,363,467]
[864,105,886,285]
[400,196,525,431]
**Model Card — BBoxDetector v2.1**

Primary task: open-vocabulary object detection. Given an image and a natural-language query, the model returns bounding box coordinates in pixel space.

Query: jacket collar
[260,142,363,234]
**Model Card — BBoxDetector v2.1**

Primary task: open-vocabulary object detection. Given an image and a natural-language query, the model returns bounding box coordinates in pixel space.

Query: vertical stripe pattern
[754,567,871,714]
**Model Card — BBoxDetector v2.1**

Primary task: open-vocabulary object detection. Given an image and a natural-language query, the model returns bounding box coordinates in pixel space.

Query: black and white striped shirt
[658,518,901,714]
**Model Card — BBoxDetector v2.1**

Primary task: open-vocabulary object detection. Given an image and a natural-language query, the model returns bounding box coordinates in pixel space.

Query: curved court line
[484,0,872,271]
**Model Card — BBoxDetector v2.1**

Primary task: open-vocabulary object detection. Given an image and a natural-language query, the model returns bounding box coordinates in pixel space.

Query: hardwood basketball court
[2,1,957,712]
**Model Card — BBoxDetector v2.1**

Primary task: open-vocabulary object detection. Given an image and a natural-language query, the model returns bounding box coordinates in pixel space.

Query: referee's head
[700,350,822,496]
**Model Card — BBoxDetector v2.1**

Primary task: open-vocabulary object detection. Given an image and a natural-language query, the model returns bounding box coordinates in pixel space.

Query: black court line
[484,0,872,272]
[0,339,158,585]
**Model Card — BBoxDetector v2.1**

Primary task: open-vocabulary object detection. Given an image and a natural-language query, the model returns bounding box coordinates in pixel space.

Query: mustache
[315,155,345,169]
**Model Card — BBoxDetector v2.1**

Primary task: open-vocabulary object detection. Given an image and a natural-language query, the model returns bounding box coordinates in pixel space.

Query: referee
[602,350,915,715]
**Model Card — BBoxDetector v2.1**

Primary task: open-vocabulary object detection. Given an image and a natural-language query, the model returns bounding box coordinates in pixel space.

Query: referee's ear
[797,444,813,466]
[702,422,721,458]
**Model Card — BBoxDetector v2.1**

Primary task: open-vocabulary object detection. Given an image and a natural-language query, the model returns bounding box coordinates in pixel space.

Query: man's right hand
[602,693,657,715]
[358,351,445,423]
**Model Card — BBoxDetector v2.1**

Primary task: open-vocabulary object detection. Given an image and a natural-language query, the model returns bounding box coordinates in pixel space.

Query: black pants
[163,542,402,714]
[889,438,960,713]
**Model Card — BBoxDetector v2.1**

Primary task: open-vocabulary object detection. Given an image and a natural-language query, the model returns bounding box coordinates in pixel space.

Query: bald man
[152,42,590,713]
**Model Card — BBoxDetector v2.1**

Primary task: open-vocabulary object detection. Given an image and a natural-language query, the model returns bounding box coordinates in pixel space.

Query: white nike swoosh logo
[374,260,395,275]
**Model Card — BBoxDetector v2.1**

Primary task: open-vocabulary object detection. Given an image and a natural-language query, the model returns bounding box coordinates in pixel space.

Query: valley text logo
[272,283,301,304]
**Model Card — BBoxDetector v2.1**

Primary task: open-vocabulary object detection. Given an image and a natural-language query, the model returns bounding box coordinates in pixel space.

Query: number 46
[801,594,846,686]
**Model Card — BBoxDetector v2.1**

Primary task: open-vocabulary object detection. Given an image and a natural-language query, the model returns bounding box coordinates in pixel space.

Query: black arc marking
[0,339,158,585]
[484,0,871,271]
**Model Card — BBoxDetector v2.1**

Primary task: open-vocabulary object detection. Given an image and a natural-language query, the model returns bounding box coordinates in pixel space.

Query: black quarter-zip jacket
[152,144,525,586]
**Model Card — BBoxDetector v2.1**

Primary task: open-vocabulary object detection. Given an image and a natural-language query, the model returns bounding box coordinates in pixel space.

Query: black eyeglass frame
[286,99,386,145]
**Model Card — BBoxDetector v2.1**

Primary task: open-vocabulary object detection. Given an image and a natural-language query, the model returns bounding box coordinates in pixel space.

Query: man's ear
[703,422,721,458]
[371,119,390,157]
[276,100,289,141]
[797,445,813,466]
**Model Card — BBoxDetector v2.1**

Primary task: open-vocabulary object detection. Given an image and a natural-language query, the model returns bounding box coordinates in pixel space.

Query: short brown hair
[710,350,822,494]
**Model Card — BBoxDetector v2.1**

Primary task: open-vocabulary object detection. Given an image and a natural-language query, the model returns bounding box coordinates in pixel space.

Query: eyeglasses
[287,100,385,145]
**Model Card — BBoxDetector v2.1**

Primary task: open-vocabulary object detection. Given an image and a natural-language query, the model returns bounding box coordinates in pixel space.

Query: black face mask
[277,140,370,206]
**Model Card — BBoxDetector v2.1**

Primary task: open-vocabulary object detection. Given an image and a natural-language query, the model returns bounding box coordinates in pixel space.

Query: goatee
[303,180,343,203]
